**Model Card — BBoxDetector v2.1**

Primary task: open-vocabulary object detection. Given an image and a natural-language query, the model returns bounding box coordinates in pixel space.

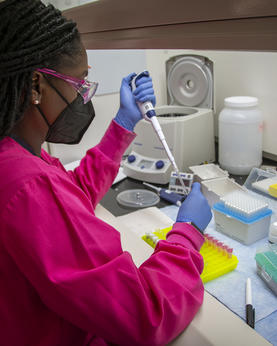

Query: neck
[9,133,37,156]
[11,127,42,157]
[11,107,48,157]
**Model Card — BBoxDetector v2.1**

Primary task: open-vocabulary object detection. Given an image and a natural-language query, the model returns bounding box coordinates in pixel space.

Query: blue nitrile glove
[114,71,156,131]
[176,182,212,232]
[133,70,156,105]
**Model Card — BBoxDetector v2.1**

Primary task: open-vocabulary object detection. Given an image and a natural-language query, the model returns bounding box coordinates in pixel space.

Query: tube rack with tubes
[142,227,238,283]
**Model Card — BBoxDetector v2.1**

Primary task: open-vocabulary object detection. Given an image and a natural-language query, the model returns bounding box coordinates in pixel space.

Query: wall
[49,49,277,163]
[146,49,277,160]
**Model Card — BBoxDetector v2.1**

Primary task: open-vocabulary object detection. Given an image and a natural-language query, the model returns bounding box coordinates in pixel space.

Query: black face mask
[37,80,95,144]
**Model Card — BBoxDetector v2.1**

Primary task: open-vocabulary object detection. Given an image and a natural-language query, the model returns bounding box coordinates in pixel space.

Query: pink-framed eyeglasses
[36,68,98,104]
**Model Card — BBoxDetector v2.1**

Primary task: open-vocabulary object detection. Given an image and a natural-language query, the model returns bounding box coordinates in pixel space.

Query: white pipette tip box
[213,190,272,245]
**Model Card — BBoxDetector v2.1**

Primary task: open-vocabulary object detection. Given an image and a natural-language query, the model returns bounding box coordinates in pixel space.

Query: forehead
[59,44,88,77]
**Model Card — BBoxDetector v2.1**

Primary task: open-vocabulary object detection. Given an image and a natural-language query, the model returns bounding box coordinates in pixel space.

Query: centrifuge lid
[167,55,213,109]
[116,189,160,208]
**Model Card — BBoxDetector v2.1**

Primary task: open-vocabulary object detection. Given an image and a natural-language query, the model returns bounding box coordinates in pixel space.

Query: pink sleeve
[67,120,135,208]
[1,174,204,346]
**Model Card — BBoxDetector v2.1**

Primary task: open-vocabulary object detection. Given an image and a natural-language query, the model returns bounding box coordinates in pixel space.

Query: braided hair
[0,0,81,139]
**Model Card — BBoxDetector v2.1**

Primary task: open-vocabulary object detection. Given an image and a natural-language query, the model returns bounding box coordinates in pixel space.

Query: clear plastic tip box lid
[189,163,228,182]
[213,190,272,245]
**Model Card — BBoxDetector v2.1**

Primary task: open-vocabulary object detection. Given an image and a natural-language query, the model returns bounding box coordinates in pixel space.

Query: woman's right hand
[114,72,155,132]
[176,182,212,232]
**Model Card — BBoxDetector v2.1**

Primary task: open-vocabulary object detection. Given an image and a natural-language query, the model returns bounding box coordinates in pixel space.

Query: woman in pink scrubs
[0,1,212,345]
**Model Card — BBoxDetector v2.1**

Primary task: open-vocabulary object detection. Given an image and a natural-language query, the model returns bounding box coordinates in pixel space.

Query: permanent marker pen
[246,278,255,329]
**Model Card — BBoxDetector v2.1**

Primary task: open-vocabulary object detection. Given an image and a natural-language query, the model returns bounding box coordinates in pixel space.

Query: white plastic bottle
[218,96,263,175]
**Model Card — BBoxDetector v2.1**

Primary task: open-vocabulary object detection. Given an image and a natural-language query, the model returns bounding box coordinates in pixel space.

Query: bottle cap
[224,96,258,108]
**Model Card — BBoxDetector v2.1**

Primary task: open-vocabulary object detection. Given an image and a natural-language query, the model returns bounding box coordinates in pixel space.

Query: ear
[31,71,44,105]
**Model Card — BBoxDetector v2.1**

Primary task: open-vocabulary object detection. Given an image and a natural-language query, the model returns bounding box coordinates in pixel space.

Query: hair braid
[0,0,81,139]
[16,10,64,49]
[1,1,39,51]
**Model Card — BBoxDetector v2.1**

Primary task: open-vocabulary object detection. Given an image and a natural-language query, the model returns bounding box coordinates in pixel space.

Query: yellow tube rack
[142,226,238,283]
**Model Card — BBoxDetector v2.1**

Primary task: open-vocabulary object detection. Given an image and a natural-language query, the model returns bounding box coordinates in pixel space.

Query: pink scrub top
[0,120,204,346]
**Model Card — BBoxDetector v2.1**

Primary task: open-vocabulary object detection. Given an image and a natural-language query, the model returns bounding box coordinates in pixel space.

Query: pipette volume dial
[137,101,156,119]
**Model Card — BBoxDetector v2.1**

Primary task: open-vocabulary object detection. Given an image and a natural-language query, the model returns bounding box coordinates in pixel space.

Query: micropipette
[135,71,186,192]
